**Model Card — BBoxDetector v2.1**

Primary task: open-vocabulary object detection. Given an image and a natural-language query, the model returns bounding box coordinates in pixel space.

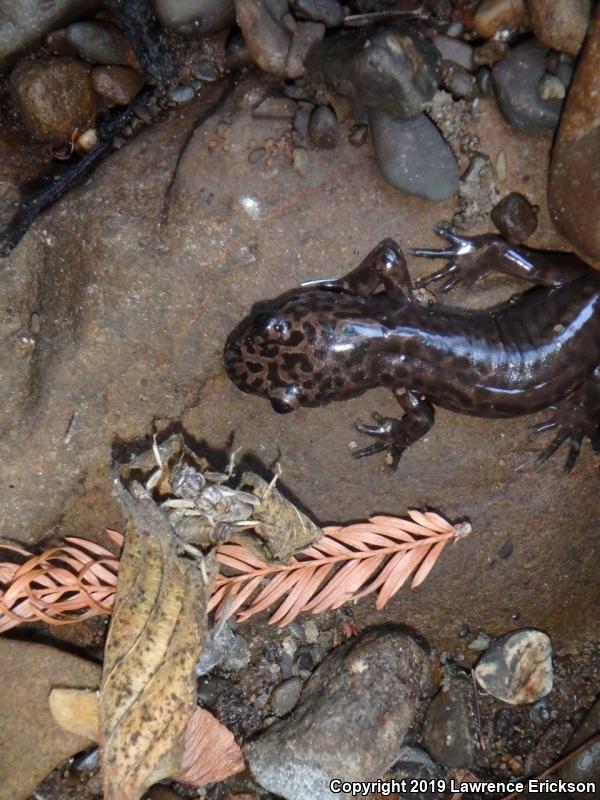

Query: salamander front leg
[409,224,588,291]
[353,389,435,470]
[303,239,413,302]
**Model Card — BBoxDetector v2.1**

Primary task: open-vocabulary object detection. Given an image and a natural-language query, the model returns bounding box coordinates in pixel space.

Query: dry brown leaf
[99,483,213,800]
[49,689,245,789]
[175,706,245,785]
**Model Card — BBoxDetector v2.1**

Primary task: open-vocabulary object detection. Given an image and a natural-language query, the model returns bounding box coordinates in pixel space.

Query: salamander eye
[273,320,291,336]
[270,385,300,413]
[253,312,291,339]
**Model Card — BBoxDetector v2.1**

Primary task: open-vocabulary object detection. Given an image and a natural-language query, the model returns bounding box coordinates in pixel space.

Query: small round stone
[269,677,304,717]
[474,629,553,705]
[492,39,563,132]
[308,105,339,149]
[538,74,566,101]
[491,192,538,243]
[10,57,97,143]
[64,20,134,66]
[168,85,195,104]
[154,0,235,35]
[441,60,479,99]
[91,66,144,106]
[370,110,459,202]
[349,124,368,147]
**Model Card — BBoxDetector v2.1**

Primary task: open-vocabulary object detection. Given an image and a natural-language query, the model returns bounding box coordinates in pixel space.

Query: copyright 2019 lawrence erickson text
[329,777,597,796]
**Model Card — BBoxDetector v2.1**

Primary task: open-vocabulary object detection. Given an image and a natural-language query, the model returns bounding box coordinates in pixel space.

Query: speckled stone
[91,65,144,106]
[423,675,478,768]
[245,626,431,800]
[474,630,553,705]
[10,56,97,142]
[306,23,442,119]
[526,0,591,57]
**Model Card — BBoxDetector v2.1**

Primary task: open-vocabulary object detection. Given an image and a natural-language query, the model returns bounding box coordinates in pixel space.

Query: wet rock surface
[306,23,441,119]
[244,626,431,800]
[290,0,343,27]
[0,0,99,68]
[308,105,339,149]
[390,747,444,800]
[154,0,235,36]
[473,0,530,38]
[492,39,563,133]
[63,19,135,66]
[10,56,97,142]
[549,5,600,268]
[369,110,459,201]
[475,630,553,705]
[422,674,479,768]
[236,0,325,78]
[526,0,591,57]
[2,72,600,658]
[0,639,101,800]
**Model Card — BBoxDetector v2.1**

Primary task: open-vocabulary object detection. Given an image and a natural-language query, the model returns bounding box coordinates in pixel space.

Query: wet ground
[1,64,599,800]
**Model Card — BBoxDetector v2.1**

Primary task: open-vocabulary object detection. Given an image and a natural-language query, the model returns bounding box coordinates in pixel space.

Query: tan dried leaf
[99,484,213,800]
[234,472,322,561]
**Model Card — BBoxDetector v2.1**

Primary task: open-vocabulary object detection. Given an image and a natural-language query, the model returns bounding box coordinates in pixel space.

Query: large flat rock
[0,639,101,800]
[1,73,598,649]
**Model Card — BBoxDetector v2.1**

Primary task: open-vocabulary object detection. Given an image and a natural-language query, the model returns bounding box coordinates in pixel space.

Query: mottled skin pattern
[225,227,600,471]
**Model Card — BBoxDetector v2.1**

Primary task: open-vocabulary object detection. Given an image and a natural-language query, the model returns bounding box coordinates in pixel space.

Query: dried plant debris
[235,470,322,561]
[119,434,321,558]
[99,477,215,800]
[1,513,470,632]
[209,511,471,627]
[0,534,121,633]
[176,706,245,786]
[49,689,245,789]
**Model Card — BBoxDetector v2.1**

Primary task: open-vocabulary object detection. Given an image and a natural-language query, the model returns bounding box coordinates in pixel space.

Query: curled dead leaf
[99,482,214,800]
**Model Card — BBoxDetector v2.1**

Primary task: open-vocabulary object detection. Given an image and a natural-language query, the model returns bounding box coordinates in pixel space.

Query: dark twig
[104,0,178,82]
[0,87,152,258]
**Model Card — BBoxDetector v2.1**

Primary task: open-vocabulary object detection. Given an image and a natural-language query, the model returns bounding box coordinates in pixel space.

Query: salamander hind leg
[353,389,434,470]
[410,224,588,291]
[528,369,600,472]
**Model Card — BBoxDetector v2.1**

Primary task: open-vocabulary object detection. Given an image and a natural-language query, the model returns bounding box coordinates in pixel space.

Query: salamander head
[224,293,316,414]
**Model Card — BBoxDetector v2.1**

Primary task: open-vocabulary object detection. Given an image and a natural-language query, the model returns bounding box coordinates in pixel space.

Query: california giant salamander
[224,226,600,471]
